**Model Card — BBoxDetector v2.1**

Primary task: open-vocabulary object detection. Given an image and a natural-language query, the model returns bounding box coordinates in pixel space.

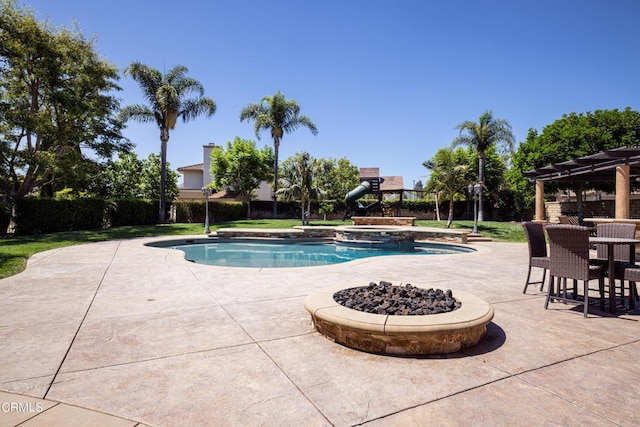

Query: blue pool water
[172,241,474,268]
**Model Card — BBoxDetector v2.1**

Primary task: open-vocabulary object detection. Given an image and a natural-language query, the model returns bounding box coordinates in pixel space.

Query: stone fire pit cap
[305,284,494,335]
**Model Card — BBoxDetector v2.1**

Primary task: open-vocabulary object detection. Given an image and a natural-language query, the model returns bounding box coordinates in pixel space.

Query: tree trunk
[40,174,54,198]
[477,151,485,222]
[272,138,279,218]
[447,196,454,228]
[159,128,169,223]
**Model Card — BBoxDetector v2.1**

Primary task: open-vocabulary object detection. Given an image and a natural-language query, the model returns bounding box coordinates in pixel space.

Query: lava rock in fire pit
[333,281,461,315]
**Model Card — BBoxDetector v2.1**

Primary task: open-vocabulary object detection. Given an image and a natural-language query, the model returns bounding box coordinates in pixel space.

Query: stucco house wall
[177,143,272,202]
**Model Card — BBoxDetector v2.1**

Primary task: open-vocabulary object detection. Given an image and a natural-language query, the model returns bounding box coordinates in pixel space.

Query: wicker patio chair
[558,215,578,225]
[558,215,596,235]
[593,223,637,305]
[545,225,605,318]
[594,223,636,264]
[522,222,550,294]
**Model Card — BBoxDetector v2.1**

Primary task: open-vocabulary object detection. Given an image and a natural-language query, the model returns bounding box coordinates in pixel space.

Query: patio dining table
[589,236,640,312]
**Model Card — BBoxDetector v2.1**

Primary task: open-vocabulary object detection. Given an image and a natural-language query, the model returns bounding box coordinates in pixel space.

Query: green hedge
[247,200,349,219]
[0,196,12,236]
[15,198,108,234]
[110,199,158,226]
[174,201,246,223]
[11,196,487,235]
[13,198,161,235]
[249,200,299,218]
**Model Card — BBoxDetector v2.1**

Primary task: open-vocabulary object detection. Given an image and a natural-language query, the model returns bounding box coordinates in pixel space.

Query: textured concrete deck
[1,236,639,426]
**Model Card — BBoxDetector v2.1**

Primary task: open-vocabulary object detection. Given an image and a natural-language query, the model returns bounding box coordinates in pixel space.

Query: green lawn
[0,219,524,280]
[415,220,526,243]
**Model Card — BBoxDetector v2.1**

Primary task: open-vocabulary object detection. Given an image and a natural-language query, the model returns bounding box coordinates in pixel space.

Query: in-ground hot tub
[305,283,494,355]
[334,225,419,248]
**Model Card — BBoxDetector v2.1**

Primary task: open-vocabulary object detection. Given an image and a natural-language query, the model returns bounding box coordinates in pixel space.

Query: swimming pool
[171,241,474,268]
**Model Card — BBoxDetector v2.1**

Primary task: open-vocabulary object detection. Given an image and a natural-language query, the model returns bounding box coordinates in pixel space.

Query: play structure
[344,168,386,219]
[344,180,382,218]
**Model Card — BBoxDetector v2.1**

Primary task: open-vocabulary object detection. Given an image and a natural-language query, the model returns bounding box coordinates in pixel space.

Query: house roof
[359,167,380,179]
[177,163,203,172]
[211,189,240,199]
[380,176,405,191]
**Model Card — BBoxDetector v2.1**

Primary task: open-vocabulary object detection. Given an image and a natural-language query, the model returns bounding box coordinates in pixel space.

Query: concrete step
[467,233,493,242]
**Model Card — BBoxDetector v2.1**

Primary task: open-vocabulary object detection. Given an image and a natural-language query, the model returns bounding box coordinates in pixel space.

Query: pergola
[523,147,640,221]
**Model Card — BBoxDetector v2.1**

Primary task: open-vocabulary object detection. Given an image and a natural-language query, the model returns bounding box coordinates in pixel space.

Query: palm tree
[423,148,469,228]
[277,152,323,225]
[120,62,216,223]
[453,110,514,222]
[239,91,318,217]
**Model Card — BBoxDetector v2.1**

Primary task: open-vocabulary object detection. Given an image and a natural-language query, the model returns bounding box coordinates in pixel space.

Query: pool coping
[213,225,470,243]
[145,235,484,270]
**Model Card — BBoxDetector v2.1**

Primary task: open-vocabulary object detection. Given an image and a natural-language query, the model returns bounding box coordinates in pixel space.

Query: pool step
[467,233,493,242]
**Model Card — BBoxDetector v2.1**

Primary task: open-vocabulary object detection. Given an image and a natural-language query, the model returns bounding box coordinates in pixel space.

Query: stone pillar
[615,164,630,219]
[535,180,545,222]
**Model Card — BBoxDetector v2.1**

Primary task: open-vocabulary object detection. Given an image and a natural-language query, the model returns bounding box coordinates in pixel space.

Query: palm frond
[119,104,156,123]
[180,97,217,122]
[174,76,205,97]
[124,62,162,108]
[294,115,318,135]
[164,65,188,85]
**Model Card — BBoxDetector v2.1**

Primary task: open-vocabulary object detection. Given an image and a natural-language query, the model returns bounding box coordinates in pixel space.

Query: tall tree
[453,110,514,221]
[209,137,274,217]
[94,152,143,198]
[510,108,640,219]
[0,0,130,200]
[91,152,179,200]
[278,151,322,225]
[423,147,469,227]
[312,157,359,201]
[239,91,318,217]
[139,153,180,201]
[120,62,216,223]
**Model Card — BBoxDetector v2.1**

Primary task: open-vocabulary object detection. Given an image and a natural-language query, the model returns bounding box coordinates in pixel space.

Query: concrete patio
[0,236,639,426]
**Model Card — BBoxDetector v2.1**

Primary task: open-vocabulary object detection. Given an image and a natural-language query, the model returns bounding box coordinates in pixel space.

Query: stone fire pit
[333,281,461,315]
[304,283,494,355]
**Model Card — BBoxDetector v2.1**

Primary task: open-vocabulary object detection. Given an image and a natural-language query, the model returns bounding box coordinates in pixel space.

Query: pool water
[172,241,474,268]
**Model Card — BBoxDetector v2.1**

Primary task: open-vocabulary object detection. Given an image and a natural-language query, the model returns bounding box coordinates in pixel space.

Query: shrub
[174,201,246,223]
[14,197,107,234]
[0,196,12,235]
[210,201,246,221]
[174,201,205,223]
[111,199,158,226]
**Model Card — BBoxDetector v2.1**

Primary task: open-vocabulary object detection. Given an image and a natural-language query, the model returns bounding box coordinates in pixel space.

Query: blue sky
[21,0,640,188]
